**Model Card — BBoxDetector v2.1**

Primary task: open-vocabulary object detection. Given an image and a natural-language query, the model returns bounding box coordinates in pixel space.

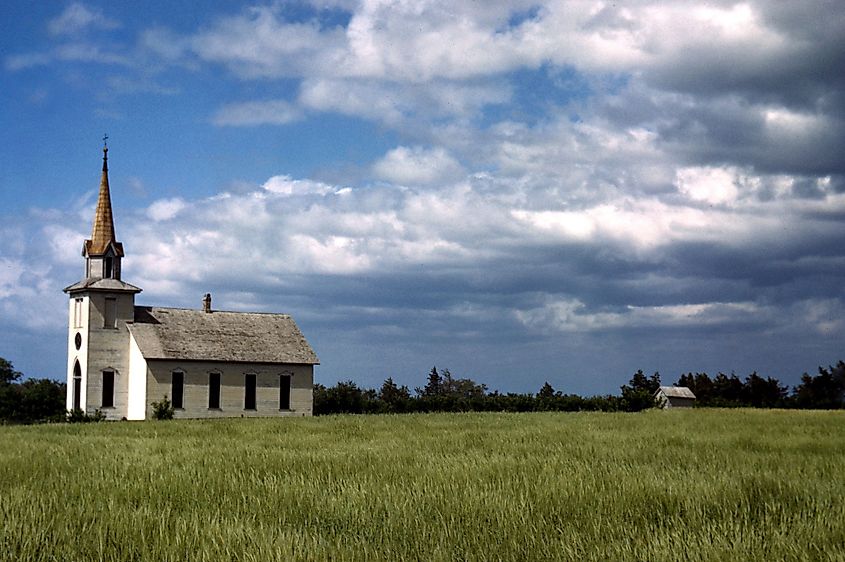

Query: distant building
[64,144,319,420]
[654,386,696,409]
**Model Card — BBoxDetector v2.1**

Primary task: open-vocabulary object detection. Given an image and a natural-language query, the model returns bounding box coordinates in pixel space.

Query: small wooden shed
[654,386,696,409]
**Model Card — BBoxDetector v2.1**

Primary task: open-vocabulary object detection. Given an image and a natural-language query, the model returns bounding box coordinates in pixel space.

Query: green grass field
[1,410,843,561]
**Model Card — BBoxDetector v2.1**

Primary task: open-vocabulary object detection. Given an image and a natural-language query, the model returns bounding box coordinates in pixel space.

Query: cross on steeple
[103,133,109,148]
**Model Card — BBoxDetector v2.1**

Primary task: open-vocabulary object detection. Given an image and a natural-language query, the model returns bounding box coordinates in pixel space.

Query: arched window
[72,361,82,411]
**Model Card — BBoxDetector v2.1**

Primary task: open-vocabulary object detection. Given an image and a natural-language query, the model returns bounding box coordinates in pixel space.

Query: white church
[64,144,319,420]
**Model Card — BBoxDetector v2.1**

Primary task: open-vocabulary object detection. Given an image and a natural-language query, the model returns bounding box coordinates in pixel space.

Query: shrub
[66,408,106,423]
[151,396,175,420]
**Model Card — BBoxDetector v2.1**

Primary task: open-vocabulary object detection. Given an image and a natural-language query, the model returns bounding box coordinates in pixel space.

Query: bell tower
[63,140,141,418]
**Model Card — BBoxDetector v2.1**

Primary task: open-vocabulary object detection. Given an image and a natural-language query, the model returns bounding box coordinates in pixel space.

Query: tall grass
[1,410,843,561]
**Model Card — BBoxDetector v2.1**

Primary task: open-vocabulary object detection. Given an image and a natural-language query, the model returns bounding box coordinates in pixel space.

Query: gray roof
[656,386,696,399]
[64,277,142,294]
[128,306,319,365]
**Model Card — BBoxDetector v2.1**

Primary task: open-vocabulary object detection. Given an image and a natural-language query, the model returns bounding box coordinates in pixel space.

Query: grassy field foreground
[1,410,843,561]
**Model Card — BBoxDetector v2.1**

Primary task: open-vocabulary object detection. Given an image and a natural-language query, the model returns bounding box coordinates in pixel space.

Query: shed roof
[656,386,696,399]
[128,306,319,365]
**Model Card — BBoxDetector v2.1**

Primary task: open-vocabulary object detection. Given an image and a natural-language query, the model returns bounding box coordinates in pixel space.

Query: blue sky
[2,1,844,395]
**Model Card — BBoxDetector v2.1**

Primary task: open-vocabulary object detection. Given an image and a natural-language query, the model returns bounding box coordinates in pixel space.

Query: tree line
[0,358,66,424]
[315,362,845,415]
[1,356,843,423]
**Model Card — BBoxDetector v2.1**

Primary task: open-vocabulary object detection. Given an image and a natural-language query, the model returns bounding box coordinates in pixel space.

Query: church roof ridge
[135,305,293,317]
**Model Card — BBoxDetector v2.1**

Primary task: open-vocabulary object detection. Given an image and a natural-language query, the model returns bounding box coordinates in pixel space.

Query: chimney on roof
[202,293,212,313]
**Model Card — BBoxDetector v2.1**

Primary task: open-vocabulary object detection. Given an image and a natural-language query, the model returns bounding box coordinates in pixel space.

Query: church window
[72,361,82,411]
[104,298,117,328]
[102,370,114,408]
[172,371,184,409]
[208,372,221,409]
[244,374,257,410]
[104,257,113,278]
[280,374,291,410]
[74,332,82,350]
[73,298,83,328]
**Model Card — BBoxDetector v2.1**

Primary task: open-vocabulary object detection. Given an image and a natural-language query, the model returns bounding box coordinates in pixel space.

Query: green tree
[419,366,443,397]
[676,372,714,405]
[536,382,556,411]
[793,362,845,409]
[440,369,487,400]
[711,372,744,406]
[316,381,367,414]
[379,378,411,413]
[620,370,660,412]
[0,357,22,385]
[742,372,788,408]
[20,379,66,423]
[538,382,556,399]
[0,358,23,422]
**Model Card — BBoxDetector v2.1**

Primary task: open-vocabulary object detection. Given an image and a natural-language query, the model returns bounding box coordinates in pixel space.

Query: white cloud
[189,6,346,79]
[53,43,130,66]
[212,99,302,126]
[298,78,406,125]
[676,166,739,206]
[514,298,765,333]
[147,198,187,222]
[0,259,21,300]
[139,27,192,62]
[171,1,794,85]
[4,0,845,389]
[44,225,85,266]
[793,299,845,336]
[4,52,52,71]
[297,77,508,127]
[0,256,66,331]
[510,198,729,251]
[372,146,464,186]
[48,2,120,36]
[261,175,338,196]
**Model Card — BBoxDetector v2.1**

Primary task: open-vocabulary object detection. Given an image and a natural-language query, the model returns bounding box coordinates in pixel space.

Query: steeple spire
[81,139,125,280]
[84,139,123,258]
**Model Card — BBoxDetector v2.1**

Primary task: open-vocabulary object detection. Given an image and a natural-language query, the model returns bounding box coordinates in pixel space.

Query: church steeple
[63,138,141,420]
[82,139,125,279]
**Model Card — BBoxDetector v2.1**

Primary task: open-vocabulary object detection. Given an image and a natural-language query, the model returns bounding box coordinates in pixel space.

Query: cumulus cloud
[261,175,341,196]
[189,6,347,79]
[5,0,845,391]
[297,77,509,127]
[147,198,187,222]
[372,146,464,186]
[676,167,740,206]
[61,0,839,170]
